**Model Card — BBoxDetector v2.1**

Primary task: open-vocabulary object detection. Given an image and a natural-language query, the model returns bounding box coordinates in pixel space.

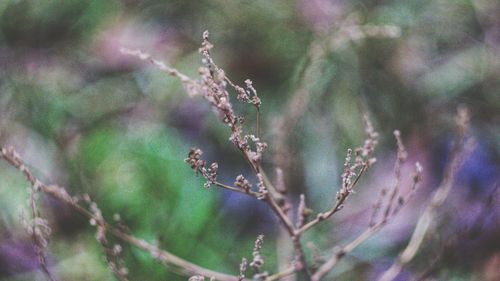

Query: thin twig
[266,265,296,281]
[297,165,367,236]
[377,107,471,281]
[0,147,246,281]
[213,180,260,196]
[311,132,422,281]
[311,219,386,281]
[29,181,56,281]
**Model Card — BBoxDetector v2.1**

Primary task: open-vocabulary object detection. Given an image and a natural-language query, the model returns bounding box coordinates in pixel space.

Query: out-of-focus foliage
[0,0,498,280]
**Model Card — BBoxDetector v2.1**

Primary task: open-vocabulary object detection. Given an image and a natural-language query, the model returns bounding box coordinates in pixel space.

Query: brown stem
[311,220,386,281]
[377,107,470,281]
[297,165,367,235]
[0,147,245,281]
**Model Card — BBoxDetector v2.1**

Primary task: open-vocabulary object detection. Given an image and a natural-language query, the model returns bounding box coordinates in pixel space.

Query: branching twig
[0,146,246,281]
[377,106,471,281]
[122,31,415,281]
[297,115,378,235]
[311,131,423,281]
[28,179,56,281]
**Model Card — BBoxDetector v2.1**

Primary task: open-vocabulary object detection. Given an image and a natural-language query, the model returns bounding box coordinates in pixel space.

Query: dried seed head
[235,175,252,192]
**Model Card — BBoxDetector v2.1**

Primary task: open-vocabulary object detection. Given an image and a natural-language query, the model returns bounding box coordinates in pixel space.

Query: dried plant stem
[122,33,409,281]
[258,183,310,279]
[311,219,386,281]
[29,184,56,281]
[120,48,192,83]
[311,167,422,281]
[258,167,285,202]
[266,195,295,236]
[1,145,56,281]
[377,107,470,281]
[0,147,246,281]
[266,265,296,281]
[297,165,367,235]
[276,228,295,281]
[212,180,260,197]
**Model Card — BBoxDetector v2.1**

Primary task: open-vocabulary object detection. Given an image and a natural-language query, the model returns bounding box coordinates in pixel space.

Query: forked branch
[377,107,471,281]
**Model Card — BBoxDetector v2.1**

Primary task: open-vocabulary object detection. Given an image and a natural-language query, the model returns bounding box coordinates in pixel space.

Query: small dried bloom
[250,235,265,273]
[203,162,219,188]
[340,149,355,193]
[199,30,213,56]
[337,115,379,203]
[217,96,232,112]
[235,85,249,102]
[234,79,261,108]
[113,244,123,255]
[256,174,268,200]
[185,148,205,172]
[242,135,267,165]
[361,114,379,158]
[235,175,252,192]
[255,140,268,154]
[118,267,129,277]
[30,217,51,249]
[189,275,205,281]
[238,258,248,281]
[244,79,261,108]
[229,125,244,147]
[394,130,408,161]
[185,148,219,188]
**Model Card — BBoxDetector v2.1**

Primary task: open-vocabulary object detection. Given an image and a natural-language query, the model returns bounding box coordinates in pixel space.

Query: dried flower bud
[113,244,123,255]
[185,148,205,172]
[235,175,252,192]
[256,174,268,200]
[250,235,265,273]
[238,258,247,281]
[202,162,219,188]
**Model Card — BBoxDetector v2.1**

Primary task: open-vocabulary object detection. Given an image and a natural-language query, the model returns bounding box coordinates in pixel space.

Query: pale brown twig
[377,106,471,281]
[122,31,411,281]
[28,179,56,281]
[1,143,56,281]
[311,160,423,281]
[296,164,367,236]
[0,146,247,281]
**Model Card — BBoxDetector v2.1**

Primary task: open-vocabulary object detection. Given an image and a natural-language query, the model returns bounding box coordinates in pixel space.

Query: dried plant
[0,30,474,281]
[377,107,471,281]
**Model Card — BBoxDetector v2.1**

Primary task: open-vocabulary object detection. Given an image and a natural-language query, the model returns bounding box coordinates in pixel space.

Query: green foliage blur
[0,0,498,280]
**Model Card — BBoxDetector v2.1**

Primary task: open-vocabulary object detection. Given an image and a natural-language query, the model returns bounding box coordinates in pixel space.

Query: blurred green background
[0,0,498,280]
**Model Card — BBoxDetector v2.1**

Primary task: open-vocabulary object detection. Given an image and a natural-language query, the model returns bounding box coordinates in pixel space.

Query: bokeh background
[0,0,499,280]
